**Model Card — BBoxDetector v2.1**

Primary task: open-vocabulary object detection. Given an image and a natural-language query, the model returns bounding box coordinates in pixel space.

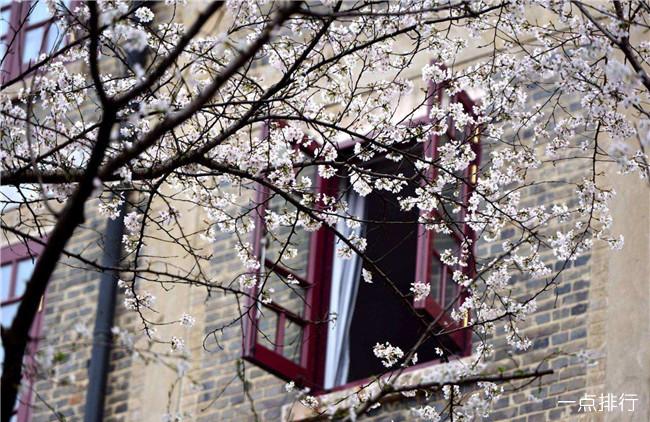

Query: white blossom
[412,406,441,421]
[134,7,154,23]
[179,313,195,327]
[362,269,373,283]
[170,336,185,352]
[409,281,430,301]
[373,342,404,368]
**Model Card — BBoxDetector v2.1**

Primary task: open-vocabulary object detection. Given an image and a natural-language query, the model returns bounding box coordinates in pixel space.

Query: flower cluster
[409,281,431,302]
[373,342,404,368]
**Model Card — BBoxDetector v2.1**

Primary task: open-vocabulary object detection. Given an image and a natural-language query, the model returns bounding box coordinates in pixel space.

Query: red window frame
[243,124,336,388]
[1,239,45,422]
[414,84,481,355]
[244,87,480,389]
[1,0,71,82]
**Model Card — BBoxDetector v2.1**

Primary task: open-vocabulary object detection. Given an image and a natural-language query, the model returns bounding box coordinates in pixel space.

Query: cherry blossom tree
[1,1,649,420]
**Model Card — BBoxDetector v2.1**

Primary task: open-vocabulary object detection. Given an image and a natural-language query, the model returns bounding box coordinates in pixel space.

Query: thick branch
[0,106,117,422]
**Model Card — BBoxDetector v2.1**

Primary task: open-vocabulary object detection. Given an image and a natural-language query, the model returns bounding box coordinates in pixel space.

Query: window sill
[281,354,477,421]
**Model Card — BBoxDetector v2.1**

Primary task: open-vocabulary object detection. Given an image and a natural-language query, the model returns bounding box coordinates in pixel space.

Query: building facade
[1,2,649,422]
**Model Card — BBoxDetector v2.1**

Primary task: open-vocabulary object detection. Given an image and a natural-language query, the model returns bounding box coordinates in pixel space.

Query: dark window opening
[347,157,452,384]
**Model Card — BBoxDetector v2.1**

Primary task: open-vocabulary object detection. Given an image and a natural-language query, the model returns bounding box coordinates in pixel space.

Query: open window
[326,155,467,388]
[244,87,480,391]
[1,240,45,422]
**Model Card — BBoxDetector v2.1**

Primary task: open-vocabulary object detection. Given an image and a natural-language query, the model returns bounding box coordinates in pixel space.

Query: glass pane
[2,302,18,327]
[259,270,307,318]
[282,318,303,364]
[14,258,35,299]
[256,307,278,351]
[430,254,441,302]
[0,8,9,38]
[43,20,60,53]
[436,135,468,223]
[264,220,311,279]
[435,231,460,257]
[431,232,460,305]
[437,130,470,227]
[1,264,12,301]
[27,0,51,24]
[263,163,316,279]
[22,26,45,63]
[443,269,458,310]
[440,175,465,219]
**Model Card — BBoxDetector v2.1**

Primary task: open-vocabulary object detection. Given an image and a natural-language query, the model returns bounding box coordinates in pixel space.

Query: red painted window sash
[301,175,336,389]
[414,79,478,354]
[243,124,335,389]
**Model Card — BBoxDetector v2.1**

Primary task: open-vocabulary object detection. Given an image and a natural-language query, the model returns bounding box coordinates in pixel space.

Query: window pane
[431,232,460,306]
[14,258,35,299]
[264,222,310,279]
[440,173,465,220]
[43,20,60,54]
[259,270,307,318]
[2,302,18,327]
[436,135,468,223]
[444,270,458,309]
[256,307,278,351]
[438,120,478,230]
[1,264,12,301]
[264,165,316,279]
[283,318,303,364]
[0,8,9,38]
[434,231,460,258]
[27,0,51,24]
[22,26,45,63]
[266,165,315,278]
[430,254,441,302]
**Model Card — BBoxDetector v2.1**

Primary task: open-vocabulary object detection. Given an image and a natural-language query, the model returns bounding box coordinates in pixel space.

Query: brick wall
[27,208,108,421]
